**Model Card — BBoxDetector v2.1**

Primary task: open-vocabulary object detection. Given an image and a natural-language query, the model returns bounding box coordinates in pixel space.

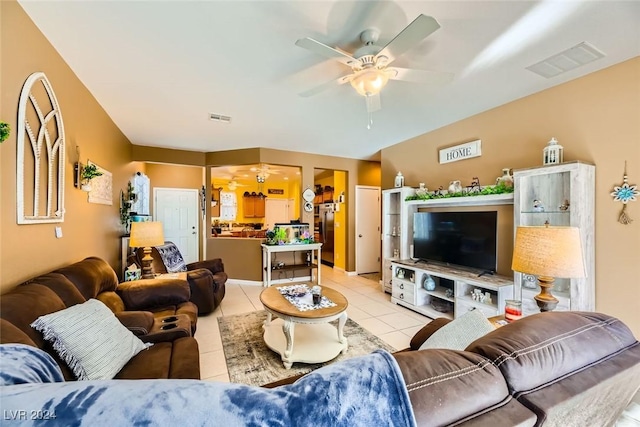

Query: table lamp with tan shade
[129,221,165,279]
[511,223,586,312]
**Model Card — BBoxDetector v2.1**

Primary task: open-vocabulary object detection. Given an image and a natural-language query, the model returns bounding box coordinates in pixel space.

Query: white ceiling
[19,1,640,160]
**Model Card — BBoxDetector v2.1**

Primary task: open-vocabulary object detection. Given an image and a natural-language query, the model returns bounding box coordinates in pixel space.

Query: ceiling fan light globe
[350,68,389,97]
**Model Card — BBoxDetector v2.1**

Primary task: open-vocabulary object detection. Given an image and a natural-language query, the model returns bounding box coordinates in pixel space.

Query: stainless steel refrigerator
[318,204,335,266]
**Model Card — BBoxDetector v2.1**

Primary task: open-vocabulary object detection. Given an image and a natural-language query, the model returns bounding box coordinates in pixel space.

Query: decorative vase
[448,180,462,194]
[423,275,436,291]
[415,183,429,197]
[81,183,92,192]
[496,168,514,188]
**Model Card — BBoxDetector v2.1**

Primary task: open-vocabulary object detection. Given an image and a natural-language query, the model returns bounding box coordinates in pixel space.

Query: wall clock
[304,201,313,212]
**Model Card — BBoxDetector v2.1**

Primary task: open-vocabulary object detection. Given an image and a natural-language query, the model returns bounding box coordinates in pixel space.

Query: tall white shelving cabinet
[513,161,595,315]
[381,187,416,293]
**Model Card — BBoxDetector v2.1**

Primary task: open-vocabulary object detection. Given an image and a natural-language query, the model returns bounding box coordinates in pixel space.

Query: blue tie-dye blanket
[0,344,416,426]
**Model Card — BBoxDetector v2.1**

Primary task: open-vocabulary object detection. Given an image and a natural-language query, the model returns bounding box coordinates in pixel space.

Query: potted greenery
[0,122,10,143]
[80,163,103,191]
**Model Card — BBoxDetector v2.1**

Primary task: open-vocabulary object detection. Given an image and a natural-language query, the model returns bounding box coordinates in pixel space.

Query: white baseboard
[227,276,313,287]
[226,279,262,287]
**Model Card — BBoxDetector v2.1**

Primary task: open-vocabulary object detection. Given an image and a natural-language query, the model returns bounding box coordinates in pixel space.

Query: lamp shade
[129,221,164,248]
[350,68,390,97]
[512,226,586,278]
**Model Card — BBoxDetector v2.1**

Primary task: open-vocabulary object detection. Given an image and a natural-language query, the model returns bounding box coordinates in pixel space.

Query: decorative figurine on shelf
[433,186,444,197]
[445,288,454,299]
[611,161,638,225]
[559,200,570,211]
[395,172,405,188]
[533,199,545,212]
[543,137,564,165]
[466,177,481,194]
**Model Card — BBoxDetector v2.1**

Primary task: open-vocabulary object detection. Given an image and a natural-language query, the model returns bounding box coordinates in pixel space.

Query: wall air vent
[209,113,232,123]
[526,42,606,79]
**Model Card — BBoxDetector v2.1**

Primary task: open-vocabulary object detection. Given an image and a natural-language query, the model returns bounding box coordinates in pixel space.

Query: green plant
[405,183,514,201]
[0,122,10,143]
[81,163,103,182]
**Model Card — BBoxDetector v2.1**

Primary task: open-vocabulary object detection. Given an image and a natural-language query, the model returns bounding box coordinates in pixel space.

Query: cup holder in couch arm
[160,323,178,330]
[139,314,192,343]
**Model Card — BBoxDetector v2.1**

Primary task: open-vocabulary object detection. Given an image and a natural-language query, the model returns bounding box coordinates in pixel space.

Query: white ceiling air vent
[526,42,606,79]
[209,113,232,123]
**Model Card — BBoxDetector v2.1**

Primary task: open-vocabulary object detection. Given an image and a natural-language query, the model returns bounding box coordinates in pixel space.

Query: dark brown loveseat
[0,257,200,380]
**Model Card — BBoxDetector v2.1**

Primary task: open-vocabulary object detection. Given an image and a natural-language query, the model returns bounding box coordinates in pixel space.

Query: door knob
[358,234,362,237]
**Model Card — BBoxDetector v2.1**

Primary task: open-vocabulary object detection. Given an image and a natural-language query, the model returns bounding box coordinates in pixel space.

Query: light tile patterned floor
[194,265,429,382]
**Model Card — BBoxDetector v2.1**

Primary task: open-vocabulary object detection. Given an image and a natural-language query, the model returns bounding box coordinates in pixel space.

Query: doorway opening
[314,169,347,269]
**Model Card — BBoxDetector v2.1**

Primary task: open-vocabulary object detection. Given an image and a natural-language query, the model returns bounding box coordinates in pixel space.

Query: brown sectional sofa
[0,257,200,380]
[267,311,640,426]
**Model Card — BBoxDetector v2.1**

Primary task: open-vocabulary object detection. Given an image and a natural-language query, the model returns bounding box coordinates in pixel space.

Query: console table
[261,243,322,287]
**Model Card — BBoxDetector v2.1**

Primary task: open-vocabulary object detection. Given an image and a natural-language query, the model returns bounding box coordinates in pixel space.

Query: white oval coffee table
[260,285,349,369]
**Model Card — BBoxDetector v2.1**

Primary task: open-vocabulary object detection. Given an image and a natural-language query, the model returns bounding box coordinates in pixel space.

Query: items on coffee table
[311,285,322,305]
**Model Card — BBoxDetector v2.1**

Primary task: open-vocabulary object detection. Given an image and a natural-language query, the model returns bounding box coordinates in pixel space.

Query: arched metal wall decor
[16,72,65,224]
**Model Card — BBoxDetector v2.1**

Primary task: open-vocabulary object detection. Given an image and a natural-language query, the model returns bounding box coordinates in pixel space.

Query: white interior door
[264,199,290,229]
[154,188,199,264]
[356,186,381,274]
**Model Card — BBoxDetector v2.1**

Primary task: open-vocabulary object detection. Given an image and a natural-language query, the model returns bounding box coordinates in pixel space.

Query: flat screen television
[413,211,498,273]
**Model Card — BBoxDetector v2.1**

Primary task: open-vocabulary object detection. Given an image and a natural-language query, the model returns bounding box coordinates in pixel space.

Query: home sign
[439,139,482,164]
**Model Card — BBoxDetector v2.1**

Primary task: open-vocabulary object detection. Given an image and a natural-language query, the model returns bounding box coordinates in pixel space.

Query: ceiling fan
[295,14,453,121]
[227,178,249,191]
[250,164,282,182]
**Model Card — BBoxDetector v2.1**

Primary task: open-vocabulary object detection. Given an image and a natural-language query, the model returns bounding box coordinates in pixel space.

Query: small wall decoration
[130,172,150,215]
[439,139,481,164]
[268,189,284,195]
[87,161,112,205]
[17,72,65,224]
[610,161,638,225]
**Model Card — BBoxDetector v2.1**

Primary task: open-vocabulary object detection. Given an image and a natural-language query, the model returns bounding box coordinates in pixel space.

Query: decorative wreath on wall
[610,161,638,225]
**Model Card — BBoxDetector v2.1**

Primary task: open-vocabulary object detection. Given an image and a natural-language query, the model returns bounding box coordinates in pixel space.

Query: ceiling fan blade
[295,37,358,67]
[375,14,440,66]
[390,67,454,85]
[366,93,381,113]
[298,73,352,97]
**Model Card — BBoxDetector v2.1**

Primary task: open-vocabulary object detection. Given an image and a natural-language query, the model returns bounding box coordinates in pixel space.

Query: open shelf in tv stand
[390,260,514,320]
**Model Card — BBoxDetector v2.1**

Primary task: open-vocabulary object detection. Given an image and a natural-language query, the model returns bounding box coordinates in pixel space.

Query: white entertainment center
[381,162,595,320]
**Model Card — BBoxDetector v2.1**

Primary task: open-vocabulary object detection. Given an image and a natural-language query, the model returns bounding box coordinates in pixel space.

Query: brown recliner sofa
[267,311,640,426]
[130,243,227,315]
[0,256,200,380]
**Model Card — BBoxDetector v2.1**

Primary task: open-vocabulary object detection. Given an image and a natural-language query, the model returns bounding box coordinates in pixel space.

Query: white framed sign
[439,139,482,164]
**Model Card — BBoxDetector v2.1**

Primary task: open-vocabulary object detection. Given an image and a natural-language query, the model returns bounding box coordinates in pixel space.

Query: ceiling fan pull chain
[367,112,373,130]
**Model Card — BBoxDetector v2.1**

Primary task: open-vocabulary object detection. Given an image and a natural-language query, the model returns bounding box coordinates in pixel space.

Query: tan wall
[382,57,640,335]
[0,1,136,290]
[206,238,264,281]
